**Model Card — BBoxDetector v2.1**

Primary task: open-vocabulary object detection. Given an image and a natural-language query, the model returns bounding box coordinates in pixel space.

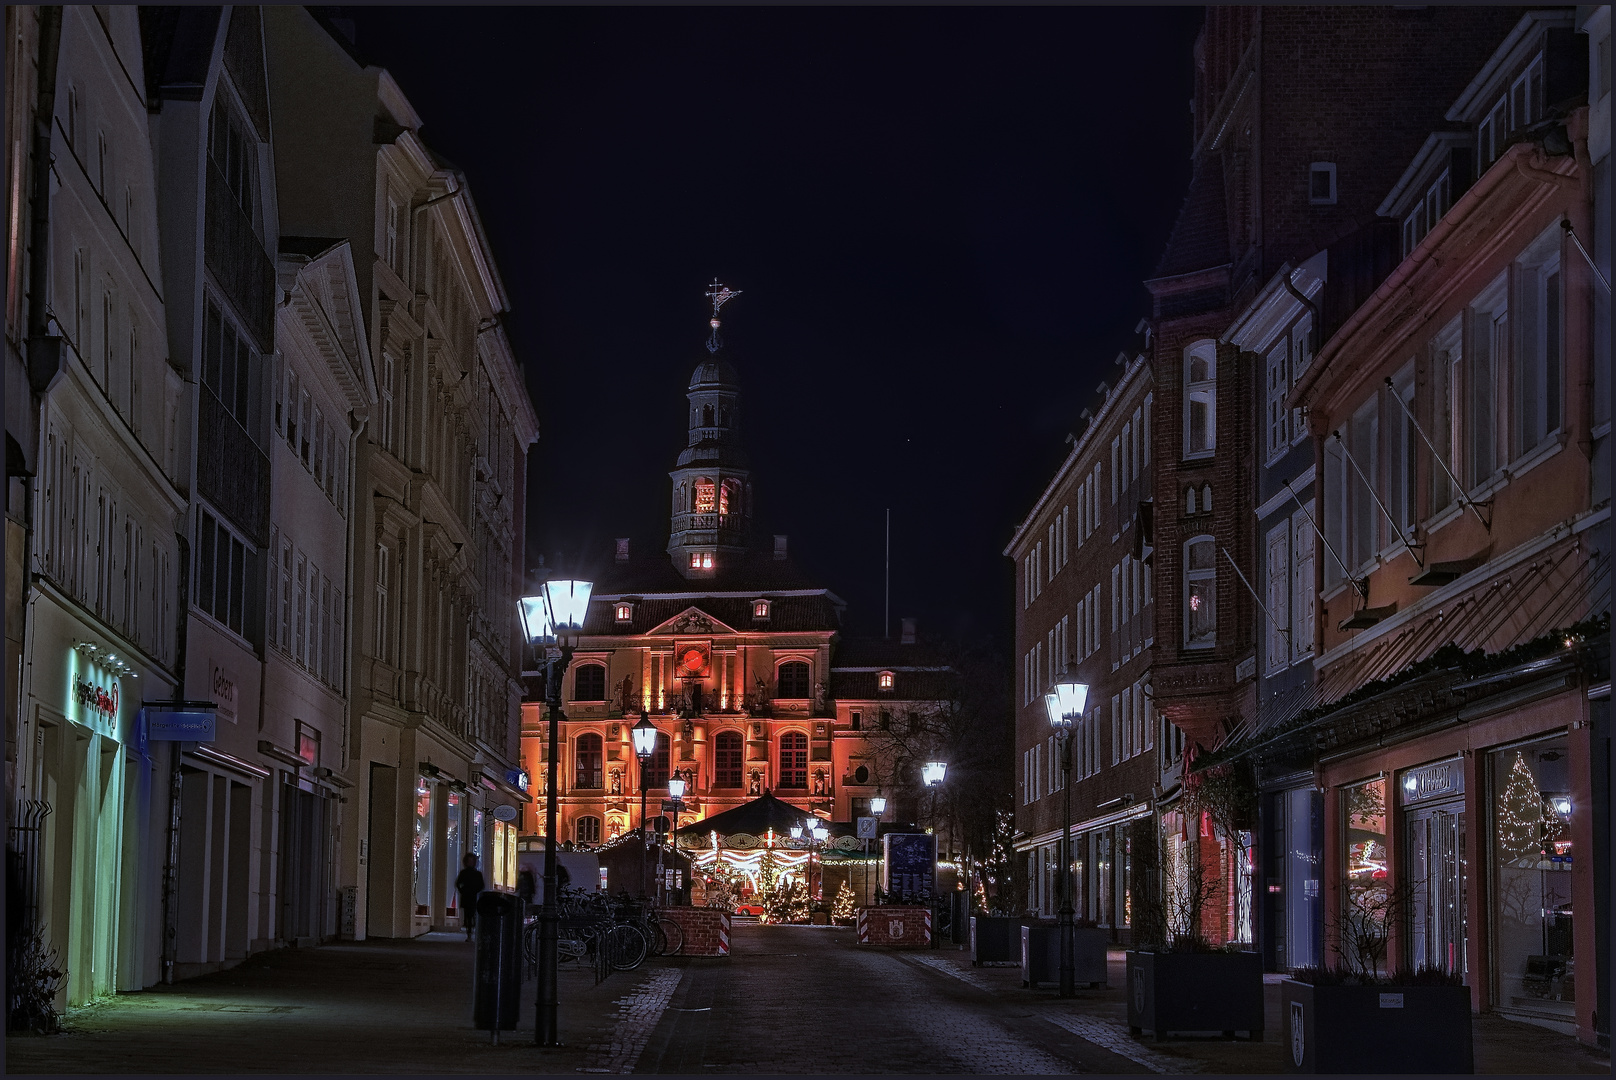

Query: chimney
[901,618,916,645]
[773,535,788,560]
[615,538,630,563]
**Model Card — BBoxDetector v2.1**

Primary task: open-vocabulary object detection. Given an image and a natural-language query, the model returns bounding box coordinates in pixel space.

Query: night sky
[339,6,1202,651]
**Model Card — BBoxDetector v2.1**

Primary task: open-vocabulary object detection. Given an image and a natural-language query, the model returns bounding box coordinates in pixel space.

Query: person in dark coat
[455,853,485,941]
[515,865,537,907]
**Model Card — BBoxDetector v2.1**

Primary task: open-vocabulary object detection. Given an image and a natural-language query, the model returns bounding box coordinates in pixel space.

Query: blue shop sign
[506,767,530,793]
[141,707,217,743]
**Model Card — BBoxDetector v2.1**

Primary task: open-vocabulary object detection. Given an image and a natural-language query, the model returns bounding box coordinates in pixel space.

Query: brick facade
[660,906,732,957]
[856,905,932,949]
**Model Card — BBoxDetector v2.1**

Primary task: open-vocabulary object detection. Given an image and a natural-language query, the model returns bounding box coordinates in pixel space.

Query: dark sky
[340,6,1202,651]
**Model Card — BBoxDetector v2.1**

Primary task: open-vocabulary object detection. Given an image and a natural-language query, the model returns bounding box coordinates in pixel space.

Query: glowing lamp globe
[790,825,803,839]
[922,761,947,787]
[1044,682,1088,729]
[518,595,555,645]
[631,715,658,759]
[542,578,593,634]
[667,776,686,800]
[869,796,887,814]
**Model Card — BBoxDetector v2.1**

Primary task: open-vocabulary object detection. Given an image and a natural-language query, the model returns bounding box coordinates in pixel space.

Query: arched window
[1184,340,1217,457]
[779,732,808,788]
[573,663,606,702]
[695,477,716,513]
[702,403,714,427]
[642,731,671,788]
[575,733,603,790]
[1184,536,1216,648]
[1202,484,1213,513]
[714,730,743,788]
[575,816,601,845]
[778,661,811,698]
[1186,487,1197,514]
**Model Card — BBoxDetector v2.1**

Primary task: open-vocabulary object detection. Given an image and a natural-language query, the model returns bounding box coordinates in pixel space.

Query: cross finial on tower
[704,280,741,352]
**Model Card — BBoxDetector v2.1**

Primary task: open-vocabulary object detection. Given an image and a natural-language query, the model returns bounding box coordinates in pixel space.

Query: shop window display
[1490,739,1574,1020]
[1342,777,1389,974]
[413,780,433,916]
[444,793,462,917]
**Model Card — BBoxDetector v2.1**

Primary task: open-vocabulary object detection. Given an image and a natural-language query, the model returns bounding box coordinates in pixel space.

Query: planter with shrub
[1282,967,1472,1074]
[1126,944,1265,1039]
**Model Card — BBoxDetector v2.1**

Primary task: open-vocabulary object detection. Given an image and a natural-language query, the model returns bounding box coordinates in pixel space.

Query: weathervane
[704,279,741,353]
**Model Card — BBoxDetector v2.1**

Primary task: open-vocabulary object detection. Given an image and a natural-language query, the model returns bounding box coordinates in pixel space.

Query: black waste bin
[473,891,521,1036]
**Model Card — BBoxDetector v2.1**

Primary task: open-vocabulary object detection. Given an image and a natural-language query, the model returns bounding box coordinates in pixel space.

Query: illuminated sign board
[66,649,122,740]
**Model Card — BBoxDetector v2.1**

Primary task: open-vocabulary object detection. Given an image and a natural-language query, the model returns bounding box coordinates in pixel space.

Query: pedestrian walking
[455,853,485,941]
[516,865,536,907]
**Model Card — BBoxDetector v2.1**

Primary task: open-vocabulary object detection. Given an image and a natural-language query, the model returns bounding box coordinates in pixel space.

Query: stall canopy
[672,792,819,841]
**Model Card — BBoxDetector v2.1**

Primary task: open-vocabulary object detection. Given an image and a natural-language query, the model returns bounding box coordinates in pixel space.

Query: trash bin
[473,891,521,1036]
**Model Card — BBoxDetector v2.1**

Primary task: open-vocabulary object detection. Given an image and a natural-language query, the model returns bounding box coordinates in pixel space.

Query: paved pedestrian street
[7,923,1611,1076]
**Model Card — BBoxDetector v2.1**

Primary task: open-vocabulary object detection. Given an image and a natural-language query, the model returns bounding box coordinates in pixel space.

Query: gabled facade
[264,7,538,940]
[8,4,184,1006]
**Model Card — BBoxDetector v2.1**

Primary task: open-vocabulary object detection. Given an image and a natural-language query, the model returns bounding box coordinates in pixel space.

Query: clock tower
[668,282,752,578]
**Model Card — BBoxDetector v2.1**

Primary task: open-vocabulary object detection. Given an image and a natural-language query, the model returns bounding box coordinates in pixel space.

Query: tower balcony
[672,513,749,543]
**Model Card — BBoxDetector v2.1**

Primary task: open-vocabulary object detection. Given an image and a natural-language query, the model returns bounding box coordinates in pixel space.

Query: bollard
[473,891,521,1042]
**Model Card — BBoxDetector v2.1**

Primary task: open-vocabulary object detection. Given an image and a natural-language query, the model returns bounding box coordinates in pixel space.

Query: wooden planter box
[1126,950,1264,1040]
[1281,979,1473,1073]
[1022,925,1108,988]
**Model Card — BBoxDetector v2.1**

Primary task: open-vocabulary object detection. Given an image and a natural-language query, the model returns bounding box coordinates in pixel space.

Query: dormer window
[878,670,894,691]
[689,552,713,570]
[615,603,633,623]
[753,599,771,619]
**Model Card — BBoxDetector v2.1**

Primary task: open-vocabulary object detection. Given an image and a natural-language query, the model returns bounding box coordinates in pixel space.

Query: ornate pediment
[649,606,737,636]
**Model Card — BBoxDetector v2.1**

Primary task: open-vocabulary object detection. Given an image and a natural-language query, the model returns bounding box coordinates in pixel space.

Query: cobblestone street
[7,923,1610,1075]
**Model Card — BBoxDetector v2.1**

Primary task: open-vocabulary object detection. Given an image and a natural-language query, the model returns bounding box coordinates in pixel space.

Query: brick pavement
[7,922,1609,1075]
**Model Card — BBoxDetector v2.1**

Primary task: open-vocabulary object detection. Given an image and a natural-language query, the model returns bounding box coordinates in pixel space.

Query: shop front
[16,603,168,1005]
[1320,679,1597,1042]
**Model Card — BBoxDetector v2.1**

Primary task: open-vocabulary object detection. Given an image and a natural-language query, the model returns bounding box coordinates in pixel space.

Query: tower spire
[704,279,741,353]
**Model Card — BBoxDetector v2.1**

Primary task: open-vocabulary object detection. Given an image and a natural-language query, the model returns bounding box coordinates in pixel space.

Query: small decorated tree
[758,846,781,896]
[832,880,856,922]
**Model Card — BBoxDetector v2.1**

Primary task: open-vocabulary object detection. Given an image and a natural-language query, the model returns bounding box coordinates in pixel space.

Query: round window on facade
[854,765,870,785]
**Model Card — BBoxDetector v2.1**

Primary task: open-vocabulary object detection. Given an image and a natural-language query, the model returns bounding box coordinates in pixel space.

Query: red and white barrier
[659,906,732,957]
[855,905,932,948]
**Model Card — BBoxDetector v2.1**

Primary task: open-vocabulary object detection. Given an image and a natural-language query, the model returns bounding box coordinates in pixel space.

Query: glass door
[1405,800,1467,978]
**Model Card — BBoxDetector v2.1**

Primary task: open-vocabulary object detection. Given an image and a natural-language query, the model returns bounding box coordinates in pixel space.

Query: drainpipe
[162,534,190,984]
[26,8,63,393]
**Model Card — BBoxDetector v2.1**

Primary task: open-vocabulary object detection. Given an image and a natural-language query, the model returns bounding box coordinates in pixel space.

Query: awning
[1207,532,1609,765]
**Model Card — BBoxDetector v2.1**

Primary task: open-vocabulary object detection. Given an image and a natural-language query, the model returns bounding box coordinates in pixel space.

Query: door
[1405,800,1467,979]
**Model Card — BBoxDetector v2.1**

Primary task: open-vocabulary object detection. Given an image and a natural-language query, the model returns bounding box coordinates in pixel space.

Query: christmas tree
[1496,751,1544,868]
[758,847,781,896]
[833,880,856,921]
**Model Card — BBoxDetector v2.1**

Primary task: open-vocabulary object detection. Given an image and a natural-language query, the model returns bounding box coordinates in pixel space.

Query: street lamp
[631,714,657,899]
[922,761,947,787]
[1044,681,1089,1000]
[667,775,687,906]
[520,575,593,1047]
[810,819,828,901]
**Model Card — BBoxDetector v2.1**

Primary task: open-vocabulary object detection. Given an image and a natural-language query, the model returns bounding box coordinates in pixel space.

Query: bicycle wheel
[606,923,648,970]
[522,923,540,967]
[557,934,585,964]
[644,919,668,957]
[656,917,683,956]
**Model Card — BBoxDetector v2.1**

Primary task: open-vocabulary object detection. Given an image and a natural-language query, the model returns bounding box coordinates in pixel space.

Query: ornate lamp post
[631,713,658,898]
[867,795,887,905]
[810,818,828,901]
[519,576,593,1047]
[1044,681,1089,999]
[667,774,687,905]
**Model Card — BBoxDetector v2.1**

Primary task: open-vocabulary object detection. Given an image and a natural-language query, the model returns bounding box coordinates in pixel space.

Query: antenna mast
[885,509,890,641]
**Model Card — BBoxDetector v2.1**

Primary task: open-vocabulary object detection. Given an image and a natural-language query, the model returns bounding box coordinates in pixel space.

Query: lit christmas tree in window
[1496,751,1545,869]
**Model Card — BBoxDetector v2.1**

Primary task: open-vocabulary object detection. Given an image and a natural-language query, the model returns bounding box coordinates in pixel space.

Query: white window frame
[1183,340,1217,458]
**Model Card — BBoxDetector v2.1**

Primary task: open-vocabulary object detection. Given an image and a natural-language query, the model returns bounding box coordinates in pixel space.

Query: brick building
[1006,352,1172,936]
[1144,4,1532,946]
